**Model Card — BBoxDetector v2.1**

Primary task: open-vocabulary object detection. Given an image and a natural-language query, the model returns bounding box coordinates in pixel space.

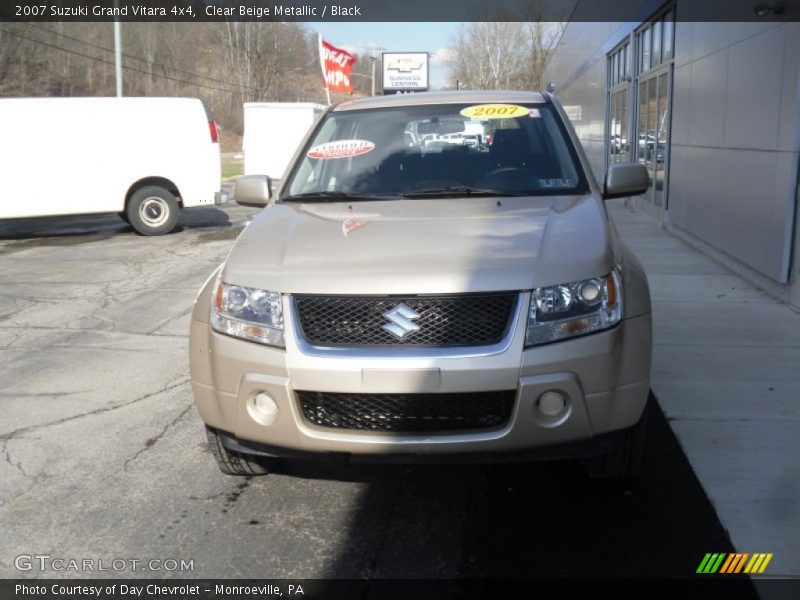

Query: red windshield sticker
[307,139,375,159]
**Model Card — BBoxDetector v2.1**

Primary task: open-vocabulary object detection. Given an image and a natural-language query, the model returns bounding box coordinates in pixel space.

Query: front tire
[206,426,276,476]
[126,186,179,236]
[582,397,649,481]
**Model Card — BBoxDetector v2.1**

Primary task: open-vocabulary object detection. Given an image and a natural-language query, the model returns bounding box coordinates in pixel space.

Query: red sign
[319,38,357,93]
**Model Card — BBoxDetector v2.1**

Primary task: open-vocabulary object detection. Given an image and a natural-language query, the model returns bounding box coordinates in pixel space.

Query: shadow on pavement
[278,396,759,596]
[0,207,233,243]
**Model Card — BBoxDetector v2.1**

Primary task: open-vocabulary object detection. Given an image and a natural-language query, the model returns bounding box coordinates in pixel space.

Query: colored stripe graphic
[697,552,772,574]
[744,554,760,573]
[758,554,773,573]
[697,554,713,573]
[726,553,743,573]
[697,553,727,573]
[734,553,749,573]
[751,554,766,573]
[743,553,774,574]
[720,554,736,573]
[707,553,721,573]
[709,553,726,573]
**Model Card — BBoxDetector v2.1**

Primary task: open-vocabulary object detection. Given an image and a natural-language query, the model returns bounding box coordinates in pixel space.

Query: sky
[311,22,461,89]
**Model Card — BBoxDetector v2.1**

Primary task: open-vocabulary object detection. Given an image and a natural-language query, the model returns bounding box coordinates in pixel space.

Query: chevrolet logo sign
[386,58,424,73]
[382,303,420,339]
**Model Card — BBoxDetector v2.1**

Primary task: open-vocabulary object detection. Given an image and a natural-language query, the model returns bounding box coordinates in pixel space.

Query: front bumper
[212,420,640,463]
[190,291,651,458]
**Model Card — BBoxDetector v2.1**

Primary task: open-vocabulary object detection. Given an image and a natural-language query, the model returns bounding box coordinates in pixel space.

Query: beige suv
[190,91,652,480]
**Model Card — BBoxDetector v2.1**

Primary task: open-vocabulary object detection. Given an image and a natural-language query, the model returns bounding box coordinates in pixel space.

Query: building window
[662,9,674,59]
[637,10,674,75]
[634,6,675,209]
[607,41,631,165]
[607,5,675,177]
[641,27,651,72]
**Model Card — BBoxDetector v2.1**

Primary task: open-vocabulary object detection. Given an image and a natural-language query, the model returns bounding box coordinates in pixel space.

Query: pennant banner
[319,37,357,93]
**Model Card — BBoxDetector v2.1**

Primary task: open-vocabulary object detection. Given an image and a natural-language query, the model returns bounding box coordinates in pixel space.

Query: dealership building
[544,3,800,310]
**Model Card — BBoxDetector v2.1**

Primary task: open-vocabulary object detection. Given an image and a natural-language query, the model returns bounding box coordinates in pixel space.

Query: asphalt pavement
[0,204,757,593]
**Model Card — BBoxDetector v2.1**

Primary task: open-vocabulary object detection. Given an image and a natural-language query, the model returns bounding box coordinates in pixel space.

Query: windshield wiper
[281,191,397,203]
[400,186,523,198]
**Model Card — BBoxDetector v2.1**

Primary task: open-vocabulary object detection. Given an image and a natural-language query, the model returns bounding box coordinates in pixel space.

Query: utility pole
[113,1,122,97]
[370,51,376,97]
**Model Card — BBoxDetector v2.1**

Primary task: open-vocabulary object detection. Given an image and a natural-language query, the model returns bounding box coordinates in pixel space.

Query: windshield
[282,102,588,200]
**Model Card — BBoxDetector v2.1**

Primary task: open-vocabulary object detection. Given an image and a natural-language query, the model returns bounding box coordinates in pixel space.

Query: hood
[222,195,612,295]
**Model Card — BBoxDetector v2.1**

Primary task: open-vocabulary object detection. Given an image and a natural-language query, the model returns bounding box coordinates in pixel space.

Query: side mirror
[603,163,649,199]
[234,175,272,208]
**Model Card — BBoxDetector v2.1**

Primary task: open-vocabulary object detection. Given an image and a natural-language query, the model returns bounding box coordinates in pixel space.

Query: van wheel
[126,186,179,236]
[206,426,276,476]
[581,398,649,481]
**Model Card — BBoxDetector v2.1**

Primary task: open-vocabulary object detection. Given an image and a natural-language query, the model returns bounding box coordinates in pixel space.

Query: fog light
[248,392,279,425]
[537,391,566,417]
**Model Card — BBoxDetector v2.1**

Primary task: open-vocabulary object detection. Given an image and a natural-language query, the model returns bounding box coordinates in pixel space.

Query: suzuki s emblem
[382,303,420,339]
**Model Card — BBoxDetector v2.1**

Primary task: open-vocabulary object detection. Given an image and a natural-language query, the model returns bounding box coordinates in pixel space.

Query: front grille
[294,293,518,347]
[297,390,516,433]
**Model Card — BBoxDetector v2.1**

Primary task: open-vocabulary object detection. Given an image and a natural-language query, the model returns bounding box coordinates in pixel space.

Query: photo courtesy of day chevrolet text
[15,583,306,598]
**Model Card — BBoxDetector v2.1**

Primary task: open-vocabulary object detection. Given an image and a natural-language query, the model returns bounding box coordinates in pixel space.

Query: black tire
[119,212,130,224]
[126,185,179,236]
[582,397,650,481]
[206,426,276,476]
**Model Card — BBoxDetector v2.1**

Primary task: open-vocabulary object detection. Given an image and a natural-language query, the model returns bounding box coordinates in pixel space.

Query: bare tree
[213,21,311,102]
[0,20,327,141]
[522,15,564,91]
[450,20,564,91]
[453,23,527,89]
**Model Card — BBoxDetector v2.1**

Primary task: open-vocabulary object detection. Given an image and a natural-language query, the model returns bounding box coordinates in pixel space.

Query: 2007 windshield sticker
[459,104,530,119]
[307,139,375,159]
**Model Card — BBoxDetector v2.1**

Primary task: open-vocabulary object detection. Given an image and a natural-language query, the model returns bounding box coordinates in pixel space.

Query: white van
[0,97,226,235]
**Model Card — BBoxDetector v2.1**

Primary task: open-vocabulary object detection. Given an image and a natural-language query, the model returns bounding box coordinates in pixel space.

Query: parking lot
[0,205,755,587]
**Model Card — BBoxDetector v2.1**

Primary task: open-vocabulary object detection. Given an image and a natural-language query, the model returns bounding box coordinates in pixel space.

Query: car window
[282,103,588,199]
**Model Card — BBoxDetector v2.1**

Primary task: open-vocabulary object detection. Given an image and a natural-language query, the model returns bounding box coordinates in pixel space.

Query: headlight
[525,270,622,346]
[211,280,284,347]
